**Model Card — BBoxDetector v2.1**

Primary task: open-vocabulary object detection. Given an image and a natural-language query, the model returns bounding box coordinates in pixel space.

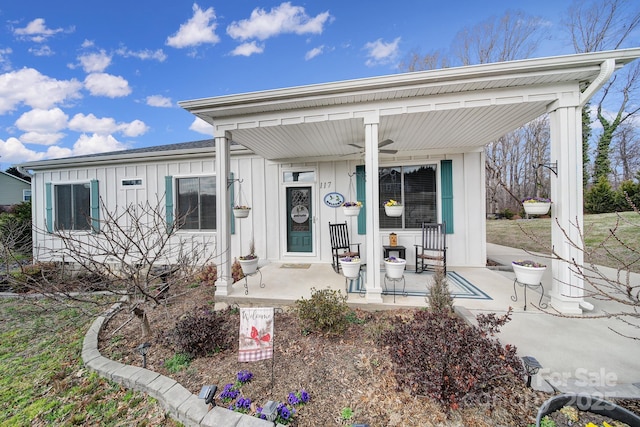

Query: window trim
[23,189,31,202]
[52,181,95,232]
[173,174,217,232]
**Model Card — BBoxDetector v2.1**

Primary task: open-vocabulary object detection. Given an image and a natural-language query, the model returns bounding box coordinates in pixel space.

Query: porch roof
[180,49,640,161]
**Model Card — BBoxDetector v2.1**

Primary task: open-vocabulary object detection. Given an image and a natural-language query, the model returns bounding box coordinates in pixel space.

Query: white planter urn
[512,262,546,285]
[339,258,361,279]
[239,257,259,275]
[384,205,404,217]
[523,202,551,215]
[233,208,251,218]
[384,258,406,279]
[343,206,361,217]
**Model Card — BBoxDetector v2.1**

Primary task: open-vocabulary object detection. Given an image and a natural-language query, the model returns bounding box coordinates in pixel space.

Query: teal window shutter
[440,160,453,234]
[230,172,235,235]
[165,176,174,231]
[356,165,366,234]
[90,179,100,233]
[45,182,53,233]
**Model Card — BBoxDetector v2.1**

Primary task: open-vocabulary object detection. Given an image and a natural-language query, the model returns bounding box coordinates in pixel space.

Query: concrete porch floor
[217,243,640,398]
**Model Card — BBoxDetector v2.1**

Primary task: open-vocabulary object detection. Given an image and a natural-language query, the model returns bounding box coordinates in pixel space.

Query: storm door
[286,186,313,252]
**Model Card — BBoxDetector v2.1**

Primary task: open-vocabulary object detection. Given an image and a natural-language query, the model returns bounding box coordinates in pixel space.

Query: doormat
[280,263,311,269]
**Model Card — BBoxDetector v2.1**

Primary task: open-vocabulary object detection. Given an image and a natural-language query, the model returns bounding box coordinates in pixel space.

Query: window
[23,189,31,202]
[176,176,216,230]
[121,178,143,186]
[55,183,91,230]
[379,165,437,229]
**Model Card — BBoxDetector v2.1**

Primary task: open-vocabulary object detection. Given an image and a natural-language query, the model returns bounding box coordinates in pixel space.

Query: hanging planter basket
[384,205,404,217]
[343,205,361,217]
[234,207,251,218]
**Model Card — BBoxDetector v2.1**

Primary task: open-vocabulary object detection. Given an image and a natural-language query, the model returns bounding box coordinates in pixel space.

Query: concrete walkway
[81,244,640,426]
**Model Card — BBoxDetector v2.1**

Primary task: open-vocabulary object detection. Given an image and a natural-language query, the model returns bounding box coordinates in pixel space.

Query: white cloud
[84,73,131,97]
[68,113,149,137]
[45,145,73,159]
[82,39,95,48]
[305,45,324,60]
[146,95,173,107]
[189,117,213,135]
[0,137,46,163]
[119,120,148,137]
[230,41,264,57]
[227,2,331,42]
[0,68,83,114]
[13,18,69,42]
[364,37,401,67]
[72,133,126,156]
[78,50,112,73]
[0,48,12,71]
[15,108,68,133]
[115,47,168,62]
[166,3,220,48]
[19,131,65,146]
[29,45,54,57]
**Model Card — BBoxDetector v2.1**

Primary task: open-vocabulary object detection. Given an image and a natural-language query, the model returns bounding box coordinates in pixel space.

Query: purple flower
[279,405,291,420]
[237,370,253,383]
[299,389,310,403]
[287,392,299,405]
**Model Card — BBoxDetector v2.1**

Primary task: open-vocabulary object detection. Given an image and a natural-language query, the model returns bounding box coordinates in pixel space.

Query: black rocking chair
[329,222,361,273]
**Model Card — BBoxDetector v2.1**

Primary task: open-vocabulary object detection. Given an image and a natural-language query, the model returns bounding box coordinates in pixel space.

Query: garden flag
[238,307,274,362]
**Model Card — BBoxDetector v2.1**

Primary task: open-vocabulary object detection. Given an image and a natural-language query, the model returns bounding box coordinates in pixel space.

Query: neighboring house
[0,170,31,209]
[19,49,640,314]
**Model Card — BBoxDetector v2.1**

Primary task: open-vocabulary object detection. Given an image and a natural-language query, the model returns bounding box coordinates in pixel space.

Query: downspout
[579,58,616,108]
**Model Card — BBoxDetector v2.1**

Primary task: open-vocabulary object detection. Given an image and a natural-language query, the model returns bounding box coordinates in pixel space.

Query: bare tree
[11,199,217,338]
[611,121,640,185]
[451,10,546,65]
[399,49,450,72]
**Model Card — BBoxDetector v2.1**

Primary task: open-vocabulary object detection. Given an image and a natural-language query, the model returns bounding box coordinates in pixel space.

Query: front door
[286,186,313,253]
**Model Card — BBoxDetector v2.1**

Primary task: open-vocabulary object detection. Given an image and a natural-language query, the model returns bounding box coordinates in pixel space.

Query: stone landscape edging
[82,300,278,427]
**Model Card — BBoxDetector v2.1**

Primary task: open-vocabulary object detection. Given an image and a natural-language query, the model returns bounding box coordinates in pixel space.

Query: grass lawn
[486,211,640,272]
[0,297,181,427]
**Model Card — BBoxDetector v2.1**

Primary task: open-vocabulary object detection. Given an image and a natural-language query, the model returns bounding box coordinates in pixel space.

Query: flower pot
[233,208,251,218]
[384,205,404,217]
[339,258,361,279]
[343,206,361,217]
[512,262,546,285]
[523,202,551,215]
[536,393,640,427]
[384,258,406,279]
[239,257,259,275]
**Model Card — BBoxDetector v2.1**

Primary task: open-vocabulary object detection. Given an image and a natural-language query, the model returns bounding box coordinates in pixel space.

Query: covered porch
[181,48,640,314]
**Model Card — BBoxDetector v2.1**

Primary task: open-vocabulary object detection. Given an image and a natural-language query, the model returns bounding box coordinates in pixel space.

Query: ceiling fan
[348,139,398,155]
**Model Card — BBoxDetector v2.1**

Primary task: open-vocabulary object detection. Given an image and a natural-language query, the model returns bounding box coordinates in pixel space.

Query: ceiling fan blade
[348,143,364,149]
[379,149,398,154]
[378,139,394,148]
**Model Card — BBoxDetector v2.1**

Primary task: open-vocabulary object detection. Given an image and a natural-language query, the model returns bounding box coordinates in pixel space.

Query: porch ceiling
[181,49,640,161]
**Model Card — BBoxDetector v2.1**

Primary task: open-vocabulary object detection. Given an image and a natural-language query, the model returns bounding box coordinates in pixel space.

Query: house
[0,170,31,209]
[19,48,640,314]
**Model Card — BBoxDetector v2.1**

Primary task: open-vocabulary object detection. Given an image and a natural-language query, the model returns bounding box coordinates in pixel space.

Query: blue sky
[0,0,575,170]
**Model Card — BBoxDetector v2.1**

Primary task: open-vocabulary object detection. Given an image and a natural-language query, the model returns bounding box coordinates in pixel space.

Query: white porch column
[363,113,383,303]
[549,106,585,314]
[214,130,232,297]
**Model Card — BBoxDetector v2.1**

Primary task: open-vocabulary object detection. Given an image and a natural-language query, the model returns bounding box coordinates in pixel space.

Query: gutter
[579,58,616,108]
[16,165,33,178]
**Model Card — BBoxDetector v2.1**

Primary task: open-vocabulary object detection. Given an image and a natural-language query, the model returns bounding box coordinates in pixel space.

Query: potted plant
[239,240,259,275]
[342,201,362,217]
[536,393,640,427]
[339,256,361,279]
[233,205,251,218]
[512,260,546,285]
[522,197,551,215]
[384,199,404,217]
[384,256,406,279]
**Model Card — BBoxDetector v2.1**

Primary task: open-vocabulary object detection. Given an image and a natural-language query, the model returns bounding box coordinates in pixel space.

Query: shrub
[500,208,514,220]
[198,263,218,286]
[231,258,244,282]
[427,268,453,313]
[383,309,524,413]
[163,306,236,357]
[295,287,349,336]
[584,176,616,213]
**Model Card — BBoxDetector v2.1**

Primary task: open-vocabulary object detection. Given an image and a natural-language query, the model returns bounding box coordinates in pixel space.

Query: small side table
[511,279,548,311]
[383,245,406,270]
